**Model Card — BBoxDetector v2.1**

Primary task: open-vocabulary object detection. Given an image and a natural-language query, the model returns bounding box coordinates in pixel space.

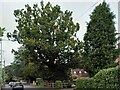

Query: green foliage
[36,78,44,87]
[83,1,118,76]
[76,67,119,89]
[5,46,40,82]
[4,63,24,82]
[76,78,95,88]
[23,62,38,78]
[93,67,119,88]
[55,80,63,88]
[8,1,83,81]
[0,27,5,37]
[5,48,39,82]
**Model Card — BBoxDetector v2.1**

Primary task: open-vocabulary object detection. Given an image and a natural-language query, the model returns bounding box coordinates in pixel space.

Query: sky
[0,0,119,66]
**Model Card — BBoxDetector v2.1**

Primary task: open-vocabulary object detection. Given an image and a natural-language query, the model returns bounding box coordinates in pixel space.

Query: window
[74,71,76,74]
[79,71,81,74]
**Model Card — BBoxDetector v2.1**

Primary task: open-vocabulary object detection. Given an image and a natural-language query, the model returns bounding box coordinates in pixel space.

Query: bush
[76,67,120,89]
[93,67,119,88]
[36,78,44,86]
[76,78,95,88]
[55,80,63,88]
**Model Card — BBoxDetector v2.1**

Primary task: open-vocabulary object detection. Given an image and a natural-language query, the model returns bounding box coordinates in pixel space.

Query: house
[115,43,120,66]
[115,55,120,66]
[71,69,89,81]
[118,43,120,48]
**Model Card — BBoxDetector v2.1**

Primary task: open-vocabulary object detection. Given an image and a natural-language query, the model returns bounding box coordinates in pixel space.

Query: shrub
[55,80,63,88]
[93,67,119,88]
[36,78,44,87]
[76,78,95,88]
[76,67,120,89]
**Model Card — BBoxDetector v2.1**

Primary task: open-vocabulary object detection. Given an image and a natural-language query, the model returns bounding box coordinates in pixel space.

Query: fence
[44,81,71,88]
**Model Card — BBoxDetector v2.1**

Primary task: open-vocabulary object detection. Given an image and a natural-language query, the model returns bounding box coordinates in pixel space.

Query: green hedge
[76,67,120,89]
[36,78,44,87]
[55,80,63,88]
[76,78,95,88]
[93,67,119,88]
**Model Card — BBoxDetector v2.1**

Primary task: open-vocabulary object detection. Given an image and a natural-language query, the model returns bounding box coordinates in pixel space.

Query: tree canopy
[0,27,5,84]
[8,1,83,81]
[0,27,5,36]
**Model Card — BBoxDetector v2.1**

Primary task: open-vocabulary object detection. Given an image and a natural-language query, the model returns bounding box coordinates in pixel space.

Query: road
[1,84,74,90]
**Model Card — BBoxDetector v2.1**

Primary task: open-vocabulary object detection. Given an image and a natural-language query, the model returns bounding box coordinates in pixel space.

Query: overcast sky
[0,0,119,66]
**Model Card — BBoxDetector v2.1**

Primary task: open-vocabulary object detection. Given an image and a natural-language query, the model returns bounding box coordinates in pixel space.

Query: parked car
[12,82,24,90]
[9,82,14,87]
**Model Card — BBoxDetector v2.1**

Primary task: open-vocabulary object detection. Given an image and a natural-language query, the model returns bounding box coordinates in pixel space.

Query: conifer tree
[83,1,118,76]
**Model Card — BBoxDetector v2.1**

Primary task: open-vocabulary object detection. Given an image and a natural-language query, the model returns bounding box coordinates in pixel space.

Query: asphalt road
[1,84,74,90]
[2,88,74,90]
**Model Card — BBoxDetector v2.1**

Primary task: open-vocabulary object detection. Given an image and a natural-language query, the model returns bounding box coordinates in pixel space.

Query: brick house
[118,43,120,49]
[115,41,120,65]
[115,55,120,65]
[71,69,89,81]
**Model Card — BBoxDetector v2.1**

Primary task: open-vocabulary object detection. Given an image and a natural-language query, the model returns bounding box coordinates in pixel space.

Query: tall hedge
[76,67,119,89]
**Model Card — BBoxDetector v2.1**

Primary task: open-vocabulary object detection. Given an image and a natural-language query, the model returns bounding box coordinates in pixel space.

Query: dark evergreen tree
[83,1,118,76]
